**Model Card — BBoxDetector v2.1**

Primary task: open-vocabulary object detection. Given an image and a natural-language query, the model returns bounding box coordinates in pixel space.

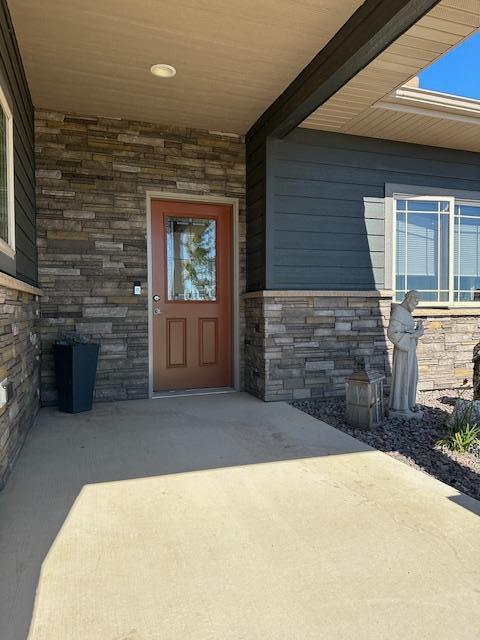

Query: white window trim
[385,183,480,308]
[0,82,15,259]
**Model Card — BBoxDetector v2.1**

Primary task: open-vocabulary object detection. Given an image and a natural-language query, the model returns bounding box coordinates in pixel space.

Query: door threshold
[152,387,236,399]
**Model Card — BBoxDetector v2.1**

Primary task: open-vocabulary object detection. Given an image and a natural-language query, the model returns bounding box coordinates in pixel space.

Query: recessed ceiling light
[150,64,176,78]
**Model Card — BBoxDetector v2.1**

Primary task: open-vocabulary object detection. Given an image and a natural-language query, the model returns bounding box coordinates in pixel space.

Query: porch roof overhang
[8,0,454,143]
[9,0,478,150]
[6,0,365,134]
[300,0,480,153]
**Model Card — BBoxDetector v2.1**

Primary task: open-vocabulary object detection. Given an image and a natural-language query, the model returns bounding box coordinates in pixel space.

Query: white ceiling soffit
[7,0,364,134]
[301,0,480,151]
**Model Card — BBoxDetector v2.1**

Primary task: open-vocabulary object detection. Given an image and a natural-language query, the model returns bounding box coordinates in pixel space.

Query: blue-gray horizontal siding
[0,0,36,285]
[267,129,480,290]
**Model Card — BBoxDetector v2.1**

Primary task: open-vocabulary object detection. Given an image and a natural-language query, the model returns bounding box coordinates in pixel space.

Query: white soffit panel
[301,0,480,152]
[8,0,363,133]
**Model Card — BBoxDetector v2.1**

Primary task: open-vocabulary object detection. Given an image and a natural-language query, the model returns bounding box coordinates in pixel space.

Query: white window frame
[0,83,15,259]
[385,183,480,307]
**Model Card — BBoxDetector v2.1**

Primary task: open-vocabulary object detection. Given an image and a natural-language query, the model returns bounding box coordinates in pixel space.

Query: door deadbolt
[153,295,160,302]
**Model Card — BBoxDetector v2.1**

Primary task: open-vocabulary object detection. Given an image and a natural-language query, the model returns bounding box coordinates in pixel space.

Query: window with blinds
[454,202,480,302]
[394,195,480,305]
[0,86,13,256]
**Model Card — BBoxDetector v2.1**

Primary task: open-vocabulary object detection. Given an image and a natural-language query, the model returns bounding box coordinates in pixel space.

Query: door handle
[153,308,162,315]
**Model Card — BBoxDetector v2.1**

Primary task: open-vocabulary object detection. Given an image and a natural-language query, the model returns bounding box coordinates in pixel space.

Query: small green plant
[438,422,480,453]
[438,385,480,453]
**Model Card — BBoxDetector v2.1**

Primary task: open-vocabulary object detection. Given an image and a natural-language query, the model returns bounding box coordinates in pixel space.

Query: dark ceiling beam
[246,0,442,142]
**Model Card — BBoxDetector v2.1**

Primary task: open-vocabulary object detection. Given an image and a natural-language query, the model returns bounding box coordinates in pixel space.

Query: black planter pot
[54,343,99,413]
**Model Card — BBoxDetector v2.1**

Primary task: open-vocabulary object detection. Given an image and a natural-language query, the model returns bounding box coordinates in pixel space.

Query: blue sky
[419,31,480,99]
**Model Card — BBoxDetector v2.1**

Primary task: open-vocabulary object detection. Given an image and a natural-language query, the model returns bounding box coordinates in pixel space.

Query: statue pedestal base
[389,409,423,420]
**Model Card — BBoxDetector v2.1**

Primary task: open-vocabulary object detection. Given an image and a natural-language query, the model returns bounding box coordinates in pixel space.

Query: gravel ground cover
[292,390,480,502]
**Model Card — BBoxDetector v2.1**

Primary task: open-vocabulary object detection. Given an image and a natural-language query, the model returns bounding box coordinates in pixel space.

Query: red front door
[151,200,232,391]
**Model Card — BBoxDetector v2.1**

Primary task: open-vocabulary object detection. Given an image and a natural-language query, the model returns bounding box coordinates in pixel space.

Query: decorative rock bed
[292,390,480,502]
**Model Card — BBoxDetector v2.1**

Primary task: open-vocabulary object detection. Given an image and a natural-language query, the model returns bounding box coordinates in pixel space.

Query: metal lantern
[345,362,385,429]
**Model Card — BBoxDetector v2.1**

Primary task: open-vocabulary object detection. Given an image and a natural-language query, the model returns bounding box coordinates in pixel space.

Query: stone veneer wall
[415,312,480,391]
[245,291,393,401]
[0,284,40,488]
[35,109,245,404]
[245,291,480,402]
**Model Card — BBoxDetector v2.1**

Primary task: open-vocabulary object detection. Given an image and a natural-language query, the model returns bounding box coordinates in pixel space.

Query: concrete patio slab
[0,392,479,640]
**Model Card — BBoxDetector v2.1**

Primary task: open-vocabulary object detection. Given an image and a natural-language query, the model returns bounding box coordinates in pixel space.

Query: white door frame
[146,190,241,398]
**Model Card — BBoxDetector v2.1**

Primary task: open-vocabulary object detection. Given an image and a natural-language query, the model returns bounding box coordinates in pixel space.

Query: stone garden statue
[387,290,424,418]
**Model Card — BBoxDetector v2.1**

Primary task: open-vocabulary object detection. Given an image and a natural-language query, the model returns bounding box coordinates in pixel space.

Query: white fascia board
[375,86,480,125]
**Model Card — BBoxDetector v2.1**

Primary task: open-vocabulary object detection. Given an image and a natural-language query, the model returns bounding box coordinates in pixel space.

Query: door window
[166,217,217,301]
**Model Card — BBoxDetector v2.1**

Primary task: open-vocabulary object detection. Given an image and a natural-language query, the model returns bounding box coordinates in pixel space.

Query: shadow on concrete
[448,494,480,517]
[1,392,376,640]
[1,391,478,640]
